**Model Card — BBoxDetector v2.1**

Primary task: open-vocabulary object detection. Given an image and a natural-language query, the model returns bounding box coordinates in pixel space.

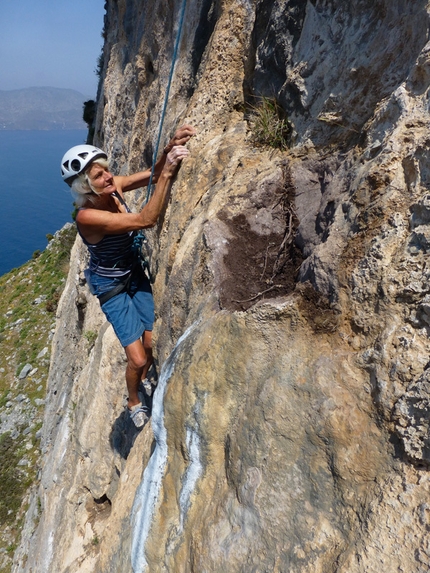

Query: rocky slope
[12,0,430,572]
[0,224,76,573]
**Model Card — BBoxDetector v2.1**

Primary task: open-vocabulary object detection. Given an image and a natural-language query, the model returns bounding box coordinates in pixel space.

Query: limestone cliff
[13,1,430,572]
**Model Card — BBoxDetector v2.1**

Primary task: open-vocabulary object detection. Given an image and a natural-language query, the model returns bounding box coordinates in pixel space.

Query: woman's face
[86,162,116,195]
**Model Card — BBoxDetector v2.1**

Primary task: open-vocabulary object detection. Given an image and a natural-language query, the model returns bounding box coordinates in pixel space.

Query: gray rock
[18,365,32,380]
[394,370,430,466]
[37,348,48,359]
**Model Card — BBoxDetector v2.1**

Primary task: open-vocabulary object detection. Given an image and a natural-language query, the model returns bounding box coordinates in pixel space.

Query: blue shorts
[89,269,154,347]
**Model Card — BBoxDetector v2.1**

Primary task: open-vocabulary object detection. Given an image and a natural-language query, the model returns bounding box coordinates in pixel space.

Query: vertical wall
[14,1,430,572]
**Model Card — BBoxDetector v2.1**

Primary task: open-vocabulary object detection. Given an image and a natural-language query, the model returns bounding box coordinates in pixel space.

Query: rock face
[13,1,430,572]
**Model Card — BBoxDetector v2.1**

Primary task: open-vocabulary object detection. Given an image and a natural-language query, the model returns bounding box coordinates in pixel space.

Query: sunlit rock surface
[13,1,430,572]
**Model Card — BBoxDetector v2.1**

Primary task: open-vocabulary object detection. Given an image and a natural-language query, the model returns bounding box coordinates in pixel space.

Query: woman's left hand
[164,145,190,173]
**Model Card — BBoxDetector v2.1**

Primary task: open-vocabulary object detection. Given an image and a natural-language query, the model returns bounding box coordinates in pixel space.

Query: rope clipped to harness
[98,234,150,306]
[132,230,151,278]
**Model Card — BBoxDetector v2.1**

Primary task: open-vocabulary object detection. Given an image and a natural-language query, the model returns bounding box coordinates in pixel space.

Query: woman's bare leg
[141,330,153,380]
[124,338,147,408]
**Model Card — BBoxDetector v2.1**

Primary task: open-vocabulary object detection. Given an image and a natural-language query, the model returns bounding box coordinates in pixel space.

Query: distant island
[0,87,91,130]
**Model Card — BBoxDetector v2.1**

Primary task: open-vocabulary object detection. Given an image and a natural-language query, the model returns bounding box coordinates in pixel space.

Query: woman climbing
[60,124,196,427]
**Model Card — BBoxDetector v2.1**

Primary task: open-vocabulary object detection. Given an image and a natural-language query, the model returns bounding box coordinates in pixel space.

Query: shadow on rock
[109,390,153,459]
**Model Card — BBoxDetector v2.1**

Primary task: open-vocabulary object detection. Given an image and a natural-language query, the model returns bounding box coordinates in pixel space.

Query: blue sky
[0,1,105,97]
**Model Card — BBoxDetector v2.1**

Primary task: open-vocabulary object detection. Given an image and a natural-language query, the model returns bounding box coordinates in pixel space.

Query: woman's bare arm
[77,146,189,243]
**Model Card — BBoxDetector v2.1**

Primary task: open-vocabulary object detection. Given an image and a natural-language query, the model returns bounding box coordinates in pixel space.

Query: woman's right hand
[164,125,196,154]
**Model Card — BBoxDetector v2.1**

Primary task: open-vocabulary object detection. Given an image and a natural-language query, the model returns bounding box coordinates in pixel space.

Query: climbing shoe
[143,364,158,396]
[142,377,154,396]
[128,402,149,428]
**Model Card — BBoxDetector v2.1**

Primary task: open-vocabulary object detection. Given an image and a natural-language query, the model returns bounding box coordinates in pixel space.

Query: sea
[0,130,88,276]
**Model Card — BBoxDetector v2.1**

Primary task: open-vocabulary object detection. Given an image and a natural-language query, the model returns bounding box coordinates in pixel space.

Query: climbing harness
[131,0,188,271]
[97,192,149,306]
[98,273,132,306]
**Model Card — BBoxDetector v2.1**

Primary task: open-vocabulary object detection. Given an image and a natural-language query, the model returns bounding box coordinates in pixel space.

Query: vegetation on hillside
[0,224,76,573]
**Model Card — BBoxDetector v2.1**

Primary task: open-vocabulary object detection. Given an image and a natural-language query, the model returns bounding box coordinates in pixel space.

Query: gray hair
[71,158,109,207]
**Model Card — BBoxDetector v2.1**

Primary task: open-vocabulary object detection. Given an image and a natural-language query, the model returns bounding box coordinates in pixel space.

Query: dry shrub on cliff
[248,97,292,150]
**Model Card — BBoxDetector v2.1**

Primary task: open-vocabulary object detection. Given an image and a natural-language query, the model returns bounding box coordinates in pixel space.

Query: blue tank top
[77,192,136,278]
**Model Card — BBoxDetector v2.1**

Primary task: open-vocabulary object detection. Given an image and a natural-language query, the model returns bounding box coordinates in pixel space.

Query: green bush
[84,330,98,350]
[249,97,292,150]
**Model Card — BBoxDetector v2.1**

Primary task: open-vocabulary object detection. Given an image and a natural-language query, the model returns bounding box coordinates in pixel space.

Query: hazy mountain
[0,87,91,130]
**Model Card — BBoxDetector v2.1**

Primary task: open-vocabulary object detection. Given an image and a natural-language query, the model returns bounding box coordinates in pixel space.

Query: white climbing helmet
[61,144,107,186]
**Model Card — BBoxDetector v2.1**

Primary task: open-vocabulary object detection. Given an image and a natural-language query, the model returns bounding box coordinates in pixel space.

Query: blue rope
[133,0,188,265]
[145,0,188,205]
